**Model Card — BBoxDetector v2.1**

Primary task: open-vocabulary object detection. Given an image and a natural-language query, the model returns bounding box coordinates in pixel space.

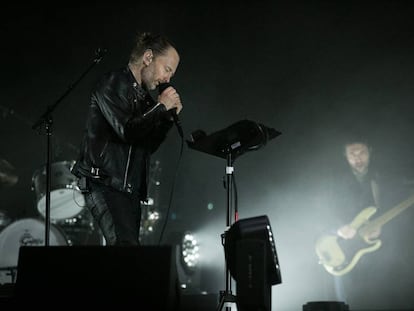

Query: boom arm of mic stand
[32,50,106,130]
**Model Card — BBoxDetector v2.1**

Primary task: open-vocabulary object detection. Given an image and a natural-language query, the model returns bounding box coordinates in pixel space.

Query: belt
[90,167,133,194]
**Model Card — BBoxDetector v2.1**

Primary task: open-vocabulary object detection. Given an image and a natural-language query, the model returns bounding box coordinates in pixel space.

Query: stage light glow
[180,232,200,273]
[148,210,159,221]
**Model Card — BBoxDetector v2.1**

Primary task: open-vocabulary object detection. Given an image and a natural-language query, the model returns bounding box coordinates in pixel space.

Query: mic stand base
[216,290,238,311]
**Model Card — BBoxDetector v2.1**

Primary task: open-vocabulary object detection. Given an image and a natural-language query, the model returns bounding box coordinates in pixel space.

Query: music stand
[187,119,281,310]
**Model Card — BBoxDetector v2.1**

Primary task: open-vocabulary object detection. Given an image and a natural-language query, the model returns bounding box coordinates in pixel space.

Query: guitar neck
[365,194,414,230]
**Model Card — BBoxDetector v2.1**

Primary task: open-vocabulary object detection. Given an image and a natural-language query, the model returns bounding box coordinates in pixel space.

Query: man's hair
[344,139,370,149]
[129,32,176,63]
[342,131,371,150]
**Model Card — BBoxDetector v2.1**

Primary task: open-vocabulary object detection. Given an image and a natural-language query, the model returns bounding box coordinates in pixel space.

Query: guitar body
[315,206,382,276]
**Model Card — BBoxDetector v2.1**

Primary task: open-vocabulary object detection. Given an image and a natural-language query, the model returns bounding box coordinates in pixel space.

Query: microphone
[158,82,184,138]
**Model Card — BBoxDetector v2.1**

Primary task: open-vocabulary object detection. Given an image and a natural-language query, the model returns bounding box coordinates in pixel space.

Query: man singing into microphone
[72,32,182,245]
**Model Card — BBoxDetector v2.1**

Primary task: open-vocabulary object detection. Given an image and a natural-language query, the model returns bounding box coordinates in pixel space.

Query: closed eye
[166,66,175,77]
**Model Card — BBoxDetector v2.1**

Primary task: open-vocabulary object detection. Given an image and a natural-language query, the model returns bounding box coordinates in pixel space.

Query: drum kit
[0,159,104,284]
[0,157,163,283]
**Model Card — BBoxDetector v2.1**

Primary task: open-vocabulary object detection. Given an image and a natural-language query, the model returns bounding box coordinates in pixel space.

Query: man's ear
[143,49,153,65]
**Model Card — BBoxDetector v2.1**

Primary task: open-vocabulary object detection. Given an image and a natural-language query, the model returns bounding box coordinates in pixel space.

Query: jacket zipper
[143,102,161,117]
[99,141,108,158]
[123,145,132,189]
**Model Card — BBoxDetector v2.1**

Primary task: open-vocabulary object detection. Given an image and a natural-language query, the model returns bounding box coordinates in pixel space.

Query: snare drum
[32,160,86,221]
[0,218,68,268]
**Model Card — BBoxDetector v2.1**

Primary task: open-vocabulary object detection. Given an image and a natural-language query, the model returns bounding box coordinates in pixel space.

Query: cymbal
[0,158,18,187]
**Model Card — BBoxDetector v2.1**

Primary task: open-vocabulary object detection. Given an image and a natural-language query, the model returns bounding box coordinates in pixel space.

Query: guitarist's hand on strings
[364,227,381,240]
[337,224,381,240]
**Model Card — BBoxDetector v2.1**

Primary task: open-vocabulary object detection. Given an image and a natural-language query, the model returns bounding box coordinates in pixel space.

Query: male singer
[72,32,182,245]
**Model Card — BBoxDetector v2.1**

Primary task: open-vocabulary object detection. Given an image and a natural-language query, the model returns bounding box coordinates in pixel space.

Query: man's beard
[352,165,369,182]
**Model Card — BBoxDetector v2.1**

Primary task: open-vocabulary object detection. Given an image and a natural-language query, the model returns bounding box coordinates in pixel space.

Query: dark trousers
[84,179,141,245]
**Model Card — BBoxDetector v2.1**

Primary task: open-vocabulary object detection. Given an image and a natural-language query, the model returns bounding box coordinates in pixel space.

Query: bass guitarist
[316,136,414,309]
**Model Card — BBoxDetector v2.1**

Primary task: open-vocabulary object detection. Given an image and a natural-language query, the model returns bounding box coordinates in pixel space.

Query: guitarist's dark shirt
[326,167,380,232]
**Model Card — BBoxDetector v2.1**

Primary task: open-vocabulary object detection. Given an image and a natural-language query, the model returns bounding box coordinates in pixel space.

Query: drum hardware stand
[186,120,281,311]
[32,48,107,245]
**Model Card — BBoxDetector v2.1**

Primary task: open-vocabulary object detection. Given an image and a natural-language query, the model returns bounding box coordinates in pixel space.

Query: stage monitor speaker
[15,245,179,309]
[235,239,271,311]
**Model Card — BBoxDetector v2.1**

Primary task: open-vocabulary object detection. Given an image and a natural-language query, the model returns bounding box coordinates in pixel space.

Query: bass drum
[0,218,68,268]
[32,160,85,221]
[56,209,106,246]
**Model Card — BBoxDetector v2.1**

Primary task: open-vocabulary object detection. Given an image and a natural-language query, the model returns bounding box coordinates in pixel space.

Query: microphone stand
[32,48,106,246]
[216,150,238,311]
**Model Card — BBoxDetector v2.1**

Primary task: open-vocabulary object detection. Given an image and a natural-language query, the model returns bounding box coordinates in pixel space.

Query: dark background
[1,2,414,310]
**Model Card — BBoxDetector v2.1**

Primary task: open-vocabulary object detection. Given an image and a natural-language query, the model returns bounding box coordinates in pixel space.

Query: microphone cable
[157,127,184,245]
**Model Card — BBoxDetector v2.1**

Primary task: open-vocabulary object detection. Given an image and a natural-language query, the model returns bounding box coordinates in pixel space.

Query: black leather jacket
[72,66,173,199]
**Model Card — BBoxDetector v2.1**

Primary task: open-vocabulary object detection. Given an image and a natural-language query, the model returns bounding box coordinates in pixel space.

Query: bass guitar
[315,193,414,276]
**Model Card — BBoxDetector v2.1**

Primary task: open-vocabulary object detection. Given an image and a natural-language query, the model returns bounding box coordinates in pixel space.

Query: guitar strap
[371,178,381,208]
